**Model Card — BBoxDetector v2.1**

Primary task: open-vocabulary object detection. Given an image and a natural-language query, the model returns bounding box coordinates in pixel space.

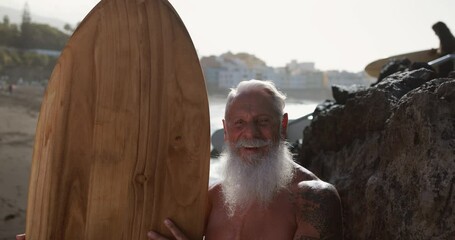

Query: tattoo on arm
[294,183,343,240]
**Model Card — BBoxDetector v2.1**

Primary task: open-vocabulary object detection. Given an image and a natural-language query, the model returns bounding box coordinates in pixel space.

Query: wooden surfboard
[364,48,440,77]
[25,0,210,239]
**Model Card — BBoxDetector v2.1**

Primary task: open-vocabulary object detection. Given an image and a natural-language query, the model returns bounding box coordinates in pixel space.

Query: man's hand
[16,219,189,240]
[16,234,25,240]
[147,219,189,240]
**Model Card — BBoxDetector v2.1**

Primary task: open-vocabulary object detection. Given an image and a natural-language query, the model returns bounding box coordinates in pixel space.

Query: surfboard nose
[26,0,210,239]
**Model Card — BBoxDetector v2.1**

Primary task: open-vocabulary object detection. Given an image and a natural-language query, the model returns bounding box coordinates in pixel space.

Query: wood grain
[25,0,210,239]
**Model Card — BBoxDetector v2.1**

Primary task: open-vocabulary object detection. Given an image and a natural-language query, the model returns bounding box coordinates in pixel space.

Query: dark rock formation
[376,58,411,83]
[331,85,367,105]
[299,67,455,239]
[374,60,437,86]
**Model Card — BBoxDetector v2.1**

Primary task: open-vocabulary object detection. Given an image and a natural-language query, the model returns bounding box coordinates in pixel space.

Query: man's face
[223,90,285,163]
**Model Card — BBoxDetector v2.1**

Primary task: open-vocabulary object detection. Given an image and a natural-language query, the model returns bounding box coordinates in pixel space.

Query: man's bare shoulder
[292,162,320,182]
[291,163,340,210]
[290,163,343,239]
[290,162,335,192]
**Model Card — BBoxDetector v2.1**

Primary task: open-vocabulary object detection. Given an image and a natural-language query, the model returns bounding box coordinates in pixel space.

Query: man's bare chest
[205,200,296,240]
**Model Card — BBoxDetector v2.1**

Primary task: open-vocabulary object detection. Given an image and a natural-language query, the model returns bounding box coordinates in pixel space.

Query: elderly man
[17,80,343,240]
[148,80,343,240]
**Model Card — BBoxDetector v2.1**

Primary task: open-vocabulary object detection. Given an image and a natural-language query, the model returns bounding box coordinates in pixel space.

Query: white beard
[220,140,295,216]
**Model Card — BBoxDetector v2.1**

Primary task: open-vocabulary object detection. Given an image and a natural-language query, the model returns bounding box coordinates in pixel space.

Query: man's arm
[293,180,343,240]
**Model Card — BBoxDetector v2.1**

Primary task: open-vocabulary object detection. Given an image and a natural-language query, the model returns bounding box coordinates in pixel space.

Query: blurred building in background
[201,52,375,100]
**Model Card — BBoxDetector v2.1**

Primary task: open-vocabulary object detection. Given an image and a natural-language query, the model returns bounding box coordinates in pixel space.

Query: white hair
[225,79,287,118]
[220,141,295,216]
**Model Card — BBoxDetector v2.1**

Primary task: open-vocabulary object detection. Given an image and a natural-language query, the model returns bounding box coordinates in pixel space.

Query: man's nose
[243,122,260,138]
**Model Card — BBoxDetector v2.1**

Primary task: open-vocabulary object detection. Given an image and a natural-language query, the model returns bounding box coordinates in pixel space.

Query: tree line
[0,5,71,84]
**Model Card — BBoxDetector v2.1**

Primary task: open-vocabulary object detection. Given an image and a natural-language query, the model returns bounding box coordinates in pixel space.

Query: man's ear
[281,113,288,140]
[223,119,228,141]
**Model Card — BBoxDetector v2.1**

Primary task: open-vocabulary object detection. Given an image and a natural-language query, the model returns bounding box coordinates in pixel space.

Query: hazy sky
[1,0,454,72]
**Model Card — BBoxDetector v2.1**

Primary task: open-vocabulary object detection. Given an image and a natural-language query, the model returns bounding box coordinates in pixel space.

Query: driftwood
[25,0,210,239]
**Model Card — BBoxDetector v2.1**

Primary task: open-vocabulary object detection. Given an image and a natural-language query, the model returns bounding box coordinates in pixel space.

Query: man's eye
[234,120,244,125]
[258,118,270,125]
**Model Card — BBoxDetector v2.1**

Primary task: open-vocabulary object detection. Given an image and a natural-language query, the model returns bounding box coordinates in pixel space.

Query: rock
[449,71,455,79]
[313,99,337,117]
[331,84,367,105]
[299,68,455,239]
[409,61,435,72]
[375,58,411,84]
[374,68,438,101]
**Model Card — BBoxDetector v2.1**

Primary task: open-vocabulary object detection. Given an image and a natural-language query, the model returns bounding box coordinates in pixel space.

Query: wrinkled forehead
[225,90,280,119]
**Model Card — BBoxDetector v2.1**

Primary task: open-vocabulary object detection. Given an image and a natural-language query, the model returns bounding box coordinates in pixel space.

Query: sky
[1,0,454,72]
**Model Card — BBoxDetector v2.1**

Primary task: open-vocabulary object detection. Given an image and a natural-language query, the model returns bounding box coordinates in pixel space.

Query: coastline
[0,86,42,239]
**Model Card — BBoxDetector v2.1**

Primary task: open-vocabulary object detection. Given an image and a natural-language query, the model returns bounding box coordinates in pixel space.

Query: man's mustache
[235,139,272,149]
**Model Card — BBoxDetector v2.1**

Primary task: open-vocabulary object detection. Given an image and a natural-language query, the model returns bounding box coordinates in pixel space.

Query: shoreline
[0,86,41,239]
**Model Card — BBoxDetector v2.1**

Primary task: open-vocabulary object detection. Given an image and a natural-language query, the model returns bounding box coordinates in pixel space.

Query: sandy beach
[0,85,43,239]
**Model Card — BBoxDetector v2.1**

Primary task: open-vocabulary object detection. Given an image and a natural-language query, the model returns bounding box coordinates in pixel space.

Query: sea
[207,96,319,184]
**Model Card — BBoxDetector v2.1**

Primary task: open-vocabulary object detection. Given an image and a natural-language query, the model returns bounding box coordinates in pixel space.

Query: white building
[201,55,372,92]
